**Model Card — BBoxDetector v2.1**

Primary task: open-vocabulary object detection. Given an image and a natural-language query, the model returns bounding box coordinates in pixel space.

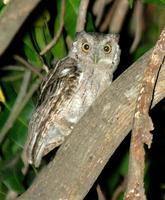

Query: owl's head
[69,31,120,71]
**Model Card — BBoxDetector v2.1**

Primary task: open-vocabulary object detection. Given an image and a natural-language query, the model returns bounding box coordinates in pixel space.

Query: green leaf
[118,193,124,200]
[133,44,152,60]
[2,161,25,194]
[128,0,134,8]
[0,183,7,200]
[0,83,34,157]
[52,0,67,58]
[119,153,129,176]
[64,0,81,38]
[51,36,66,59]
[0,85,5,103]
[32,10,58,65]
[32,26,49,52]
[143,0,165,4]
[86,13,95,32]
[0,2,6,16]
[34,9,50,27]
[23,34,43,67]
[3,103,33,154]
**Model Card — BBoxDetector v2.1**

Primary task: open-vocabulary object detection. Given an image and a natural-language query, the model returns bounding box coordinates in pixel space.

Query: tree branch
[76,0,89,32]
[109,0,129,33]
[18,49,165,200]
[14,54,43,78]
[124,27,165,200]
[0,0,43,56]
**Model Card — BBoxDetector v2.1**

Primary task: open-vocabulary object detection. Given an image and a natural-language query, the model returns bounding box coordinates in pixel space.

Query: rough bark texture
[124,27,165,200]
[18,50,165,200]
[0,0,43,55]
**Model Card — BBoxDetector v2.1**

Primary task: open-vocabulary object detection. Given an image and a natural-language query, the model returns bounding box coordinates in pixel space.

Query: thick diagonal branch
[18,50,165,200]
[0,0,43,55]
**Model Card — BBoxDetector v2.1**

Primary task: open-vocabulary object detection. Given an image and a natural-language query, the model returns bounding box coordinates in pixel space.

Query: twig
[109,0,129,33]
[17,50,165,200]
[6,190,18,200]
[66,35,73,49]
[96,184,106,200]
[76,0,89,32]
[1,74,24,82]
[2,155,20,170]
[99,4,115,32]
[1,65,25,71]
[0,75,42,144]
[112,177,127,200]
[92,0,105,27]
[130,0,144,53]
[0,0,43,56]
[16,77,42,117]
[0,70,31,143]
[124,27,165,200]
[14,54,43,78]
[93,0,113,27]
[40,0,65,55]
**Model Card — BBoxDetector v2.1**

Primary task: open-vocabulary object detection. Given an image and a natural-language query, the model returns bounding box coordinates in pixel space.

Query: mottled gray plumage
[23,31,120,167]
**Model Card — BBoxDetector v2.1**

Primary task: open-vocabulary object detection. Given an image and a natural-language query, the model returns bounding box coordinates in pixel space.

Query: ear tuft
[112,33,120,43]
[75,31,86,38]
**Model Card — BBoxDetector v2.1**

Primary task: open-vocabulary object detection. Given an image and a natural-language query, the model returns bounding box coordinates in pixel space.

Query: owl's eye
[82,43,90,53]
[103,44,112,54]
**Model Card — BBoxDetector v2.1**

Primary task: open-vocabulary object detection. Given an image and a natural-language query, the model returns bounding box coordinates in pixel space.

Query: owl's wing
[24,57,81,166]
[38,57,80,106]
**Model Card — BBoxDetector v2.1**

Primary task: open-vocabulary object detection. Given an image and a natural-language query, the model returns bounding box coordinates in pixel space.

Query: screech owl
[23,31,121,167]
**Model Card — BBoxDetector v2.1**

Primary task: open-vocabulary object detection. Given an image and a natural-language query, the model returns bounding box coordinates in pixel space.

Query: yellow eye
[103,44,112,54]
[82,43,90,53]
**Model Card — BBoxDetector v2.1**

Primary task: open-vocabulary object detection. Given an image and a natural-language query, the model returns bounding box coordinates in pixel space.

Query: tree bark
[18,50,165,200]
[0,0,43,56]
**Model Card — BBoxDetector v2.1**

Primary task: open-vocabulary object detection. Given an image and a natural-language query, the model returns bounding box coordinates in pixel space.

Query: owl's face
[69,31,120,69]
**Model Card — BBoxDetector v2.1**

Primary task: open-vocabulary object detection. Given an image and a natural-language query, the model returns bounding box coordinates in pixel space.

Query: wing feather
[25,57,81,165]
[38,57,79,106]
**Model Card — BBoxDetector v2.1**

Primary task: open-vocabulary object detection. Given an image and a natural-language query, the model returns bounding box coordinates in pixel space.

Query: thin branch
[99,4,115,32]
[0,75,42,145]
[93,0,104,18]
[17,50,165,200]
[1,74,24,82]
[6,190,18,200]
[96,184,106,200]
[66,35,73,49]
[14,54,43,78]
[17,77,42,118]
[93,0,113,27]
[112,177,127,200]
[40,0,65,55]
[0,0,43,56]
[130,0,144,53]
[109,0,129,33]
[124,27,165,200]
[0,70,31,143]
[76,0,89,32]
[3,0,11,4]
[1,65,25,71]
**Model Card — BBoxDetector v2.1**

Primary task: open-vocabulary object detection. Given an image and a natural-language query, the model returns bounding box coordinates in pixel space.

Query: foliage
[0,0,164,199]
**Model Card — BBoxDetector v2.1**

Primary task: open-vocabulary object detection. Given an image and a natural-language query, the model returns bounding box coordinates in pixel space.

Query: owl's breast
[63,67,111,123]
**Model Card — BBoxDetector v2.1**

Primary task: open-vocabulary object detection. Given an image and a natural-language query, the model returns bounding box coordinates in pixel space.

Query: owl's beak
[92,54,99,64]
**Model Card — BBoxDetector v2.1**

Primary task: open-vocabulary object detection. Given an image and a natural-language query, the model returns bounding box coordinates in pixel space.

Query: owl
[23,31,121,167]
